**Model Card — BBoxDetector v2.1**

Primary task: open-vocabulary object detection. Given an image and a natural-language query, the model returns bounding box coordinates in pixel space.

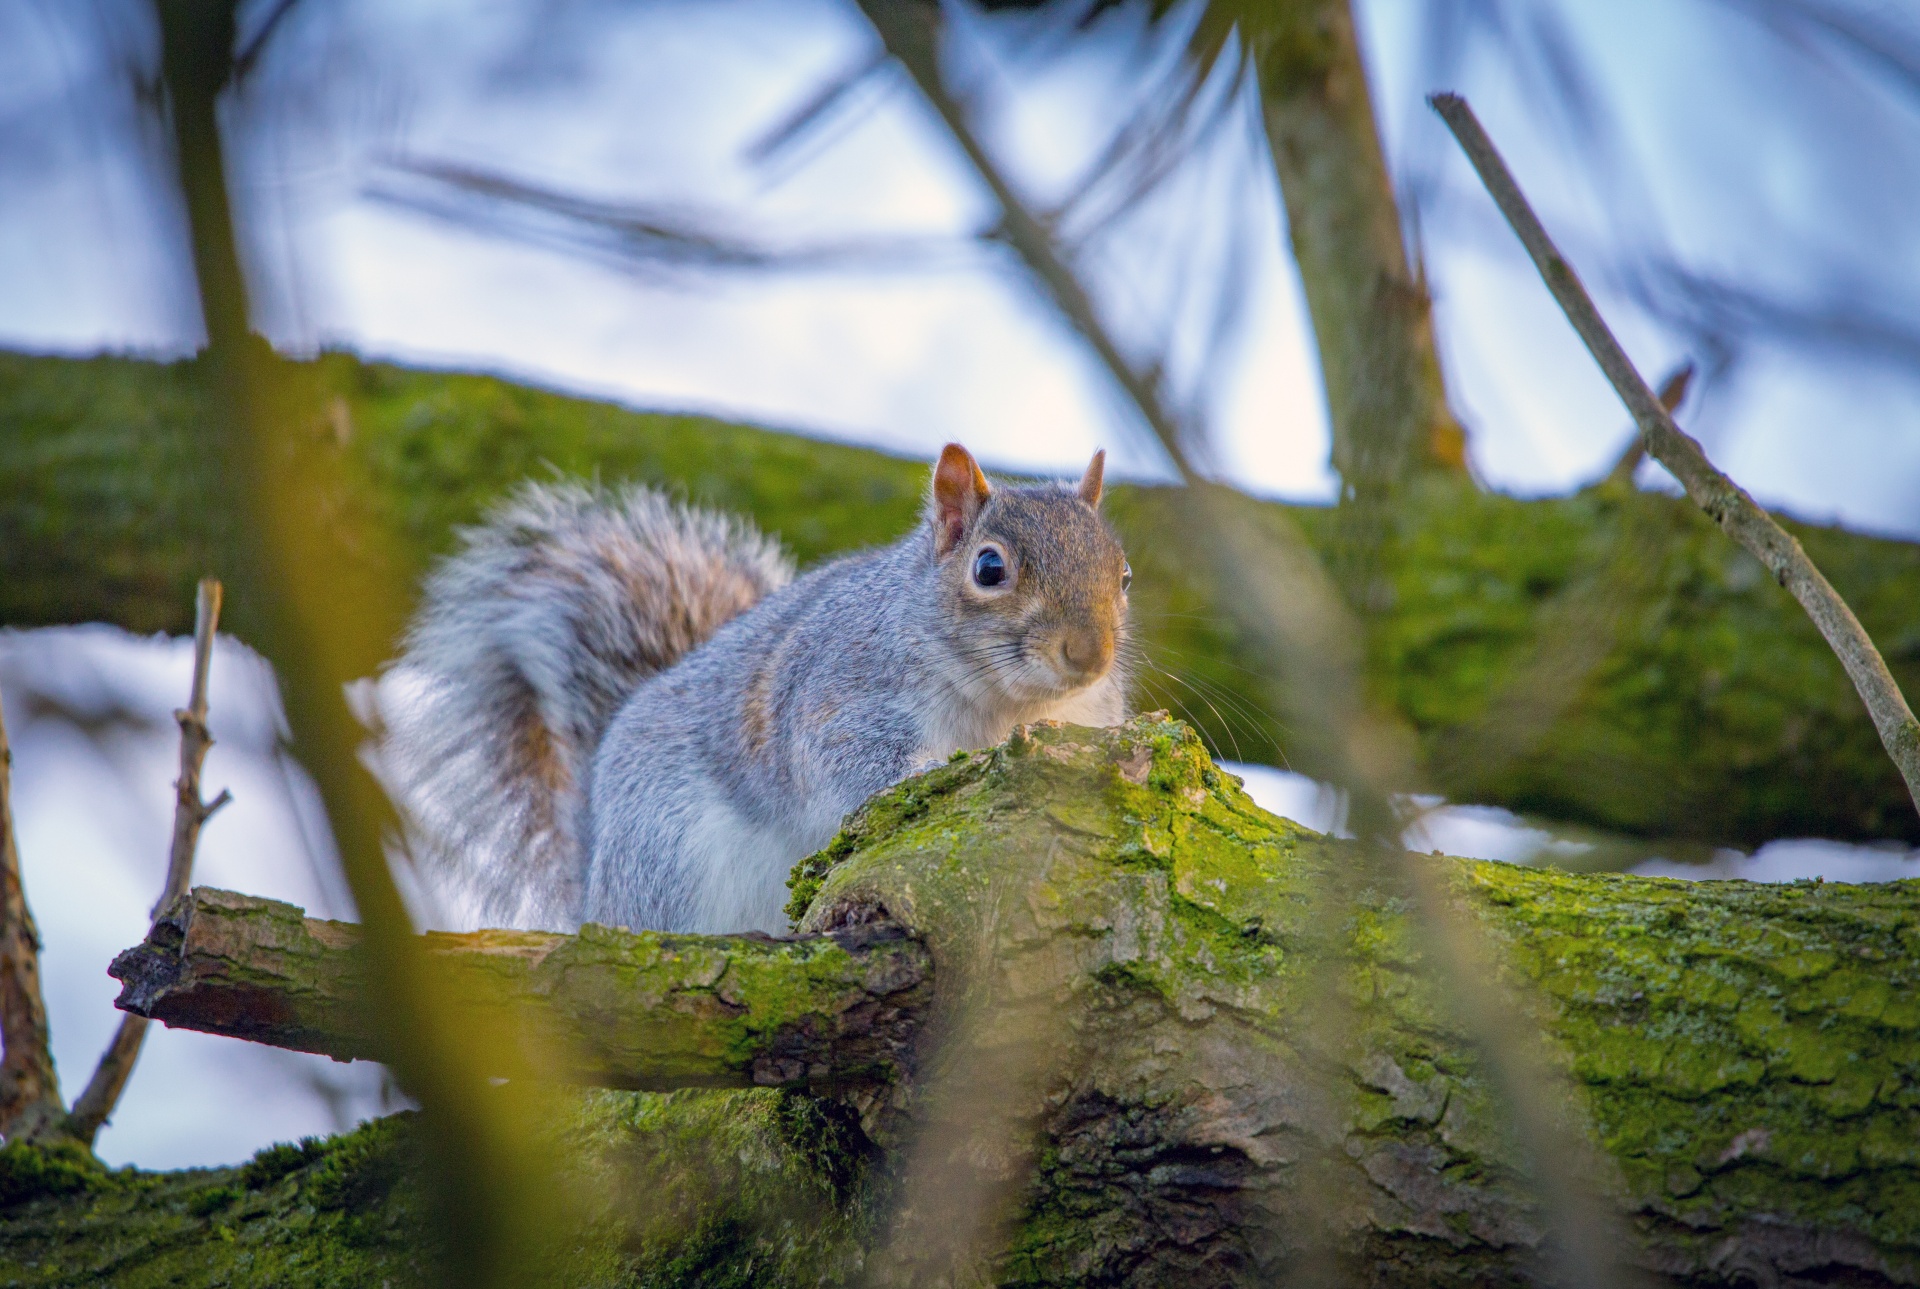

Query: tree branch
[110,887,931,1092]
[157,579,229,919]
[86,717,1920,1286]
[65,578,228,1147]
[0,687,61,1141]
[1431,91,1920,822]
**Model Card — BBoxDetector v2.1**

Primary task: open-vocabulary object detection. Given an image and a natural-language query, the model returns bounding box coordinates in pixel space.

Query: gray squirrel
[366,443,1131,935]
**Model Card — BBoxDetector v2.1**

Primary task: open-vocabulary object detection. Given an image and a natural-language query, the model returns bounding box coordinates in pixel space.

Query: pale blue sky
[4,0,1920,533]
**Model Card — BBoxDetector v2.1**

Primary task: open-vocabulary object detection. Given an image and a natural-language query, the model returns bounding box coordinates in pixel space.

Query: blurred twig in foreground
[1432,91,1920,824]
[149,2,561,1283]
[857,4,1647,1284]
[1426,365,1694,803]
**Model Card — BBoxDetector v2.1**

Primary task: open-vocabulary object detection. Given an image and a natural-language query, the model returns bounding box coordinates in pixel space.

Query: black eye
[1121,561,1132,592]
[972,547,1007,588]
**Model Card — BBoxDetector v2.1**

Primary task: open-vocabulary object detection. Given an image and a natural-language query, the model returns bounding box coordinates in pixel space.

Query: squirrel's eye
[972,547,1007,588]
[1121,561,1132,593]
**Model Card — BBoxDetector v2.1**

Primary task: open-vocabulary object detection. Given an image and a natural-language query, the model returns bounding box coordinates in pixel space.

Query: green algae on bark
[6,349,1917,848]
[12,715,1920,1284]
[794,714,1920,1284]
[0,1091,883,1289]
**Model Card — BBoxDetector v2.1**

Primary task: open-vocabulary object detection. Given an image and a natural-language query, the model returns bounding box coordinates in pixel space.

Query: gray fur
[366,480,791,929]
[585,477,1130,934]
[373,459,1130,936]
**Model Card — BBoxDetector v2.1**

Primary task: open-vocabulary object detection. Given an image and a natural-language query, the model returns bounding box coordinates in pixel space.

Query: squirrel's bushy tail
[364,481,793,930]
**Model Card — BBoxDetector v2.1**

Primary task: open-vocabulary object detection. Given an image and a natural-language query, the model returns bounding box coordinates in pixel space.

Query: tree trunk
[1248,0,1465,496]
[46,716,1920,1286]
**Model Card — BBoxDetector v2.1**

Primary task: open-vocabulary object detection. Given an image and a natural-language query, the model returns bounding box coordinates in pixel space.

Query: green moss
[0,1137,109,1208]
[1455,858,1920,1252]
[237,1137,329,1191]
[7,350,1920,846]
[3,717,1917,1280]
[554,1088,875,1287]
[0,1115,430,1287]
[0,1091,877,1287]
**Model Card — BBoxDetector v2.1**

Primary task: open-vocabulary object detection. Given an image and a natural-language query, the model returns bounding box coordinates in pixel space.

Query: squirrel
[366,443,1132,936]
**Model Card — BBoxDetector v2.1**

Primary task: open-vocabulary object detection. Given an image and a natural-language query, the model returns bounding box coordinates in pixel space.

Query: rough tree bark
[110,887,930,1093]
[0,693,61,1141]
[43,716,1920,1287]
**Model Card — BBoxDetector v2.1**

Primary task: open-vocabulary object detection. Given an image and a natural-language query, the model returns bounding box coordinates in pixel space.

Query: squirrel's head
[925,443,1130,704]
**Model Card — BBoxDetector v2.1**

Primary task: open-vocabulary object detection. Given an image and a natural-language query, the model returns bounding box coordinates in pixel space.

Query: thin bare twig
[157,580,230,919]
[853,0,1196,482]
[67,578,228,1147]
[1432,91,1920,821]
[0,695,62,1142]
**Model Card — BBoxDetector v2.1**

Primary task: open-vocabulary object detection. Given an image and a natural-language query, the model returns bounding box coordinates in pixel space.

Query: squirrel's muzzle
[1057,626,1114,684]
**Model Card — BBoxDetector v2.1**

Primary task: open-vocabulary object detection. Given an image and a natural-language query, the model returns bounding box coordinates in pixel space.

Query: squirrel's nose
[1059,627,1113,681]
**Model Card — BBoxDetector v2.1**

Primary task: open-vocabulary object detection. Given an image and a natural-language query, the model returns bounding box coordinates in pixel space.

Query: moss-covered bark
[797,715,1920,1285]
[110,887,929,1092]
[4,351,1919,847]
[0,1088,887,1289]
[11,716,1917,1285]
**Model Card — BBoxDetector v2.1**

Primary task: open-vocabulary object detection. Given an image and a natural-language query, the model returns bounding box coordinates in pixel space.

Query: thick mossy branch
[6,350,1919,847]
[71,717,1920,1286]
[110,888,930,1091]
[791,715,1920,1285]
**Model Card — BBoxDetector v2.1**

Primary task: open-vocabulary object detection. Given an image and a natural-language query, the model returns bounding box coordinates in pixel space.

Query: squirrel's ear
[931,443,992,556]
[1077,449,1106,508]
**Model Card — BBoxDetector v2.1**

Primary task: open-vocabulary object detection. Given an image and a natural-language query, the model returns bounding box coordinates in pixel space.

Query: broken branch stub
[110,887,930,1093]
